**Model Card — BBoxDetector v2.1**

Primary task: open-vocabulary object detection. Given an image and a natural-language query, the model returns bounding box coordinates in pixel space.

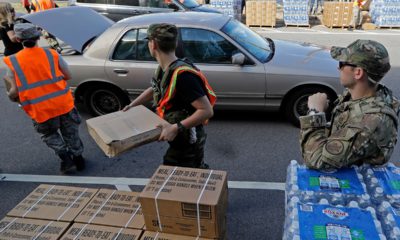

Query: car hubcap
[293,95,309,118]
[90,89,121,115]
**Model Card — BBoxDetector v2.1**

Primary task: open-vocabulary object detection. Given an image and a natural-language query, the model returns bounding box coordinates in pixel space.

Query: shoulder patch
[325,140,345,155]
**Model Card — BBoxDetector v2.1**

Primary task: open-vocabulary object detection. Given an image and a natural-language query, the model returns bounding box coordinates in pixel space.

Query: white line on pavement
[256,30,400,35]
[0,173,286,191]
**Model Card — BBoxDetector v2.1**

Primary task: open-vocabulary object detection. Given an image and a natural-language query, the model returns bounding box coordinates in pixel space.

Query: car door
[104,28,157,99]
[179,28,267,109]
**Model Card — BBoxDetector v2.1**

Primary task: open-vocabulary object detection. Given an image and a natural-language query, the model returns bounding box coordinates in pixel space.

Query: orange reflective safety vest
[3,47,74,123]
[156,65,217,122]
[31,0,56,12]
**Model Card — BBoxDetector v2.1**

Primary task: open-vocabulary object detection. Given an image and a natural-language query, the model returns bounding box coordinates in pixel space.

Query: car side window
[112,29,154,61]
[112,29,138,60]
[180,28,238,64]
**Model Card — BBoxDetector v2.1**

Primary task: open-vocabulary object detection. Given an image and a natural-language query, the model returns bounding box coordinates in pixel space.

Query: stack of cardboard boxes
[323,2,353,28]
[246,0,277,27]
[0,167,228,239]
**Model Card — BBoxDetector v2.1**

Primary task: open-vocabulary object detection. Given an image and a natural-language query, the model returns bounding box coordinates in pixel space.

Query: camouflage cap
[14,23,41,40]
[147,23,177,42]
[331,39,391,82]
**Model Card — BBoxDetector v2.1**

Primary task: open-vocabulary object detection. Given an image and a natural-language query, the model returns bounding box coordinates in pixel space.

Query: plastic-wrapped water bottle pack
[209,0,242,20]
[370,0,400,27]
[286,160,370,209]
[360,163,400,207]
[282,0,309,26]
[284,160,400,239]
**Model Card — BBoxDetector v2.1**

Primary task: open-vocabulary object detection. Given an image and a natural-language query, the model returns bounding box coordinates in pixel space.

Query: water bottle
[389,227,400,240]
[302,190,316,204]
[319,198,329,205]
[348,201,359,208]
[331,192,344,206]
[358,194,371,209]
[287,196,300,213]
[373,187,385,205]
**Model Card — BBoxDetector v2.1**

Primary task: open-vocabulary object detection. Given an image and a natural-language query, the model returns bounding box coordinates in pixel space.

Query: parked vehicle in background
[68,0,220,21]
[21,7,343,126]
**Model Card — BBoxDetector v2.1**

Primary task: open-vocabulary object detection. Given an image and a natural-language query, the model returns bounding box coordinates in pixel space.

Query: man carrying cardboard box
[123,23,216,169]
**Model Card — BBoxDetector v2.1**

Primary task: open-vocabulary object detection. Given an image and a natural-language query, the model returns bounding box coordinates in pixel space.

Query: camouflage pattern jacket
[299,84,399,170]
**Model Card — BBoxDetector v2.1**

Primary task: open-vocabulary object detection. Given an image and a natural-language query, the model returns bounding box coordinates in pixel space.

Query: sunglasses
[338,61,358,70]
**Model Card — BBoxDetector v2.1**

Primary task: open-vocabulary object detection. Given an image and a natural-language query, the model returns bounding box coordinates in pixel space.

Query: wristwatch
[307,108,319,116]
[177,122,187,133]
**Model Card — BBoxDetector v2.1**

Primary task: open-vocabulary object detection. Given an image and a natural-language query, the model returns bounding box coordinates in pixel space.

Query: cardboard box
[7,184,98,222]
[0,217,70,240]
[141,231,218,240]
[86,105,168,157]
[139,166,228,238]
[60,223,142,240]
[323,2,353,27]
[75,189,145,229]
[246,0,276,27]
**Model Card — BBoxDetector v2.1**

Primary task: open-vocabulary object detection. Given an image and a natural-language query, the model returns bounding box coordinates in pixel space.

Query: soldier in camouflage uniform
[299,39,399,170]
[123,23,216,169]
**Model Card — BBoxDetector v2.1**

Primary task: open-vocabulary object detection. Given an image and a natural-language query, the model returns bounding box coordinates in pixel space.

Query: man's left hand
[157,123,178,142]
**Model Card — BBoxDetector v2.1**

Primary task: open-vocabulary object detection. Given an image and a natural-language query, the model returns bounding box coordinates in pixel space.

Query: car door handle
[113,69,129,74]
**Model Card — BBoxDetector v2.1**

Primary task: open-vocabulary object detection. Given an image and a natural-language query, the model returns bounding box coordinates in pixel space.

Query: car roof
[115,12,230,30]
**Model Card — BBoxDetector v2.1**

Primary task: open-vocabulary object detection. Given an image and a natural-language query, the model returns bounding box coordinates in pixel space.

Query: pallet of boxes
[0,166,228,239]
[0,185,145,240]
[323,1,353,28]
[246,0,277,27]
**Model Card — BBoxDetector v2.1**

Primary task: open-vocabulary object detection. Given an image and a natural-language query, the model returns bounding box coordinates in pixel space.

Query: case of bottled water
[283,201,385,240]
[286,160,369,209]
[360,163,400,207]
[376,201,400,240]
[370,0,400,27]
[282,0,309,26]
[209,0,242,20]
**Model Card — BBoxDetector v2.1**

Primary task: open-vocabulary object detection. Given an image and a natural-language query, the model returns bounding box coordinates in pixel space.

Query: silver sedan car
[21,7,343,126]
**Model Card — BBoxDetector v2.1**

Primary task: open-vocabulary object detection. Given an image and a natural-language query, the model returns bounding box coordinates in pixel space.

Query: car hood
[19,6,114,53]
[268,39,338,78]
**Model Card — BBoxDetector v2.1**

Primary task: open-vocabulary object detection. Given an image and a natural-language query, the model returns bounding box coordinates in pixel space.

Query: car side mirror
[168,3,180,11]
[232,53,245,65]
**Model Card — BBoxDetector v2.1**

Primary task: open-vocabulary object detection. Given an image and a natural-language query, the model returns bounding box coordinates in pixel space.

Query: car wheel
[283,87,337,127]
[84,86,130,116]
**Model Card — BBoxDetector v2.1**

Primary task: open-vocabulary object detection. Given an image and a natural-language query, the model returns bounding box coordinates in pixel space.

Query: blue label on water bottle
[298,203,379,239]
[389,206,400,227]
[297,167,365,194]
[373,165,400,195]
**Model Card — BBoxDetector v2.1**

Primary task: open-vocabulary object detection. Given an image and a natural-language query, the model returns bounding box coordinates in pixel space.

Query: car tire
[84,86,130,116]
[283,87,337,127]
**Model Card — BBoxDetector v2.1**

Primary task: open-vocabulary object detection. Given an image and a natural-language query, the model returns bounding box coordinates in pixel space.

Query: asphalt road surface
[1,27,400,240]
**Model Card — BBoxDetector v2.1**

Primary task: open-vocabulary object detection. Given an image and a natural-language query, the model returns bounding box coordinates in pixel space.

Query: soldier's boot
[59,153,75,174]
[73,155,85,171]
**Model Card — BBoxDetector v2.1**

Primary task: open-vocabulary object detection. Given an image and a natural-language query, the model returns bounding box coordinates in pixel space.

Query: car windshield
[221,19,271,63]
[176,0,200,8]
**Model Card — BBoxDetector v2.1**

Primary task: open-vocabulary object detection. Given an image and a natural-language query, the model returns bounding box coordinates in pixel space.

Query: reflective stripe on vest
[9,48,66,107]
[156,66,217,120]
[9,49,64,92]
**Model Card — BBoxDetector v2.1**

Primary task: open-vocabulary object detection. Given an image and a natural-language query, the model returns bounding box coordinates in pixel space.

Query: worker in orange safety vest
[3,23,85,174]
[123,23,216,169]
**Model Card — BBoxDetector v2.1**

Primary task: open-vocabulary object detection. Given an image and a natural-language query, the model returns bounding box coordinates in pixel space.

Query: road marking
[0,173,286,191]
[256,30,400,35]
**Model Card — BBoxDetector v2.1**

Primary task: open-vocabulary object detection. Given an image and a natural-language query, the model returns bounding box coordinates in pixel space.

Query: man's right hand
[308,92,329,112]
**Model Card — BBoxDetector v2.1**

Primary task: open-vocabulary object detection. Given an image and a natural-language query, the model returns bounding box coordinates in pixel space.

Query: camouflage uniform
[300,40,399,170]
[33,107,84,160]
